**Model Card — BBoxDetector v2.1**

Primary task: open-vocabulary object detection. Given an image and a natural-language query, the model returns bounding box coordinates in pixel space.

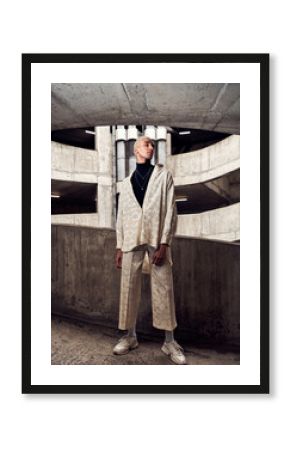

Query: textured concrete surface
[51,141,99,183]
[51,316,240,365]
[166,135,240,186]
[51,83,240,134]
[52,226,240,345]
[95,126,115,228]
[176,203,240,241]
[51,212,99,228]
[51,135,240,238]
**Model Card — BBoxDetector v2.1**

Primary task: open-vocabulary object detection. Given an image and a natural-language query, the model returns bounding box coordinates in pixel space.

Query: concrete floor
[51,316,240,365]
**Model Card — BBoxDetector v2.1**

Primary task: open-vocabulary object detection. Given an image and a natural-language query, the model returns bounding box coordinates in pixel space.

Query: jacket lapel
[128,164,159,210]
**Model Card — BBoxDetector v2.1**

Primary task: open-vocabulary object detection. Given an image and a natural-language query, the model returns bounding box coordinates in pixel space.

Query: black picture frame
[22,53,269,394]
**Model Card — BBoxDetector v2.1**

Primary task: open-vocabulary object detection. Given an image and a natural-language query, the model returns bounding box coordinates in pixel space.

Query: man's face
[135,139,155,160]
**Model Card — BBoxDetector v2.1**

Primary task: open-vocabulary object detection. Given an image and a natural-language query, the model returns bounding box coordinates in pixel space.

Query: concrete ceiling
[51,83,240,134]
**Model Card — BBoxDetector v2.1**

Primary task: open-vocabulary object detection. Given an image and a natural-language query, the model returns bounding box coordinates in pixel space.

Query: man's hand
[152,244,168,266]
[115,249,123,269]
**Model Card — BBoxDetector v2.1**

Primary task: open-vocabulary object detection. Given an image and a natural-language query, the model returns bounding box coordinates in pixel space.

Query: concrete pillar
[129,151,136,175]
[145,125,156,165]
[166,131,172,157]
[115,126,127,181]
[95,126,114,228]
[127,125,138,140]
[156,126,167,165]
[111,125,116,181]
[128,125,138,175]
[116,141,126,181]
[157,140,167,165]
[144,125,156,140]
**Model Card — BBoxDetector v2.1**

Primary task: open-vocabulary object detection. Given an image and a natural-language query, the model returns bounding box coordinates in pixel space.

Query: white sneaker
[161,340,187,365]
[113,336,139,355]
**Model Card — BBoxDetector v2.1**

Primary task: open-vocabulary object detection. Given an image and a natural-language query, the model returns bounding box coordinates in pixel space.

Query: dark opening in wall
[175,169,240,214]
[171,127,230,155]
[51,180,97,214]
[51,127,95,149]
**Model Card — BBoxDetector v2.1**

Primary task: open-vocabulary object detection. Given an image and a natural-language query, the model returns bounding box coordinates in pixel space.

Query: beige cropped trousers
[118,244,177,331]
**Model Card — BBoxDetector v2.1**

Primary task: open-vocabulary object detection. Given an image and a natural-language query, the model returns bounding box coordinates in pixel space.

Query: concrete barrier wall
[51,141,99,183]
[176,203,240,241]
[51,205,240,242]
[167,135,240,186]
[51,213,99,227]
[52,225,240,345]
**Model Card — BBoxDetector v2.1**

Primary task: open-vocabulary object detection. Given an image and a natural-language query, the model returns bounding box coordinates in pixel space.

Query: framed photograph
[22,53,269,394]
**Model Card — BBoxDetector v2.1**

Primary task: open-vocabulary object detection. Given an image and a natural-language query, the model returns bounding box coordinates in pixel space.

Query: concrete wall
[51,141,99,183]
[51,204,240,240]
[167,135,240,186]
[52,225,240,345]
[176,203,240,241]
[51,213,99,227]
[52,135,239,191]
[51,137,115,229]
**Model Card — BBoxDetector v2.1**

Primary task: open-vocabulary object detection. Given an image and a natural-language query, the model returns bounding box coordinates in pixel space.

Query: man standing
[113,136,186,365]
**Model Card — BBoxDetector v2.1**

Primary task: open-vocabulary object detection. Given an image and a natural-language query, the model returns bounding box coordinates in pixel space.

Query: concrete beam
[51,83,240,134]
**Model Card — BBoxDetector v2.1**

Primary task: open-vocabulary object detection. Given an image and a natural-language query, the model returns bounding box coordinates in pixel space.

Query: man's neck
[136,159,151,165]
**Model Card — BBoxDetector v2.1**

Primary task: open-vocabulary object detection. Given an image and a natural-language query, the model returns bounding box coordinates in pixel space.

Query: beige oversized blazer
[116,163,178,252]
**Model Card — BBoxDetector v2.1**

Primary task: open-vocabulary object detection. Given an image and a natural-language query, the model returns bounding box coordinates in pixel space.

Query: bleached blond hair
[133,136,155,152]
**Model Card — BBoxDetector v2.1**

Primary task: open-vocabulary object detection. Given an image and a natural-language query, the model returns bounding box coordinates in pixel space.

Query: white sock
[165,330,174,343]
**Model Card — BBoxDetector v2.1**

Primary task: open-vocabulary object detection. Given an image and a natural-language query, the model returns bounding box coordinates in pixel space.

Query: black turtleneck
[130,160,154,208]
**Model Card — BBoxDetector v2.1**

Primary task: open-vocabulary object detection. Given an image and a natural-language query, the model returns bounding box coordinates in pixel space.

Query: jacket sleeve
[116,186,124,250]
[160,171,178,246]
